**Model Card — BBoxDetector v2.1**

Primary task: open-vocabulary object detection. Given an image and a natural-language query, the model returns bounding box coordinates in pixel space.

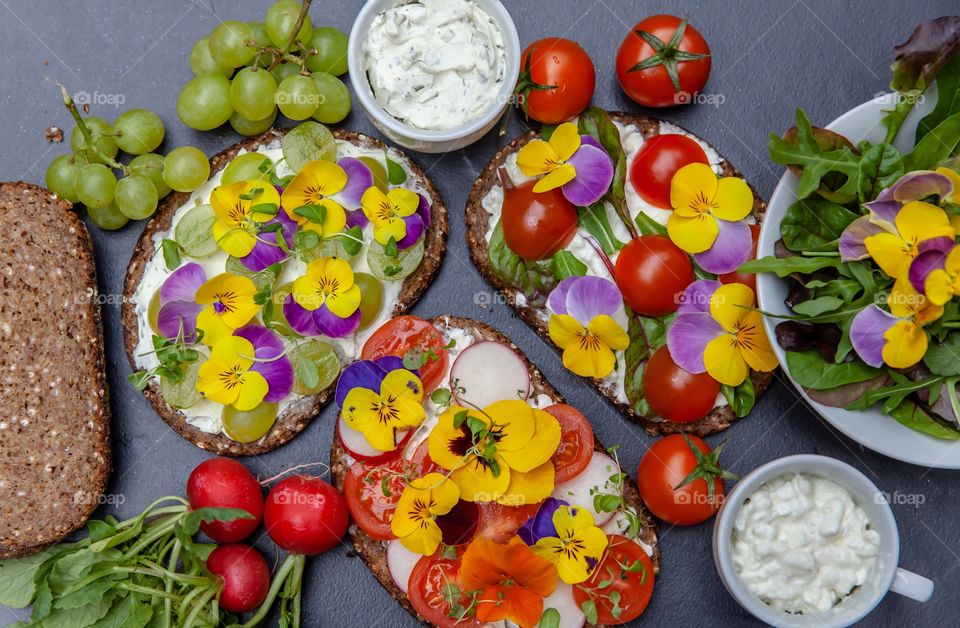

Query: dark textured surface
[0,1,956,625]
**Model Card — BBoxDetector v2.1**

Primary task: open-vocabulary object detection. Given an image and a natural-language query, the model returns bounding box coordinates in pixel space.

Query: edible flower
[281,159,370,237]
[547,276,628,379]
[360,186,420,246]
[196,335,268,410]
[341,367,426,451]
[239,208,298,272]
[231,325,294,402]
[515,122,614,206]
[459,535,558,628]
[283,257,361,338]
[351,191,431,250]
[529,505,608,585]
[666,280,777,386]
[666,163,754,273]
[428,399,561,505]
[390,473,460,555]
[156,262,206,342]
[850,277,942,368]
[923,245,960,305]
[210,180,282,258]
[195,273,260,347]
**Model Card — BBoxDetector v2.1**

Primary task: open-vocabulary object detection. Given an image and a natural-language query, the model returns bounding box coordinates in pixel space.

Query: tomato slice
[408,552,480,628]
[544,404,594,483]
[475,502,541,543]
[343,440,437,540]
[361,316,449,392]
[573,535,655,624]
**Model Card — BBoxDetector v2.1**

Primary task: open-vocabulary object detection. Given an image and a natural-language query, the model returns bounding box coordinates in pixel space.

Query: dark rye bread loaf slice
[330,315,659,627]
[0,182,110,559]
[122,128,448,457]
[465,113,774,438]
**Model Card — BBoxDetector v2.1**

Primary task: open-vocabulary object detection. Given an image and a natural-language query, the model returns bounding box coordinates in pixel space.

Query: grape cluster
[180,0,350,135]
[45,95,210,231]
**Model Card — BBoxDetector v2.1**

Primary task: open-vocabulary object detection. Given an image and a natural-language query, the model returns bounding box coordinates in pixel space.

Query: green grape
[175,204,219,258]
[358,156,388,192]
[290,340,340,396]
[230,109,278,137]
[223,402,278,442]
[112,109,165,155]
[265,0,312,49]
[115,174,159,220]
[45,154,84,202]
[263,281,297,337]
[223,152,273,184]
[87,201,128,231]
[189,37,233,77]
[148,290,161,335]
[76,163,117,207]
[367,238,424,281]
[311,72,351,124]
[209,21,255,69]
[70,117,119,165]
[276,74,318,121]
[178,75,233,131]
[306,27,348,76]
[354,272,383,330]
[230,67,278,122]
[163,147,210,192]
[270,62,300,84]
[160,361,202,409]
[247,21,272,67]
[128,153,171,199]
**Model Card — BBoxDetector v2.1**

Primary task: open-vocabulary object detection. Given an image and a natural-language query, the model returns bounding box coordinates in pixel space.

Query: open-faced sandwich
[330,315,659,627]
[122,123,447,456]
[466,108,777,436]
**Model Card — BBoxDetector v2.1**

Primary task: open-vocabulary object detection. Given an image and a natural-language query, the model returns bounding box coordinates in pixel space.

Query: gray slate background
[1,0,958,626]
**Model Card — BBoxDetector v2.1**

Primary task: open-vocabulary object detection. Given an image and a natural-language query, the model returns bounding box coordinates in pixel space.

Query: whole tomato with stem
[515,37,596,124]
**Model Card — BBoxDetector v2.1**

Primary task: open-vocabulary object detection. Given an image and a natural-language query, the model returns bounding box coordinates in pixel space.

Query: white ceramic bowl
[713,455,933,627]
[347,0,520,153]
[757,88,960,469]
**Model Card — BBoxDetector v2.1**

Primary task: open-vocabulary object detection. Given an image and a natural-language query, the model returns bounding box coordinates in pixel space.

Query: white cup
[713,455,933,627]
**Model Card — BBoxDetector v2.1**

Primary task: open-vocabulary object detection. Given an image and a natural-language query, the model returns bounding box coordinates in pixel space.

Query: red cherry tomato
[474,502,541,543]
[362,316,449,392]
[517,38,596,124]
[407,552,480,628]
[500,178,578,261]
[629,134,709,209]
[544,404,594,483]
[637,434,728,525]
[616,15,712,108]
[719,224,761,294]
[263,475,348,555]
[643,345,719,423]
[614,235,693,316]
[205,544,270,613]
[573,535,655,623]
[186,458,263,543]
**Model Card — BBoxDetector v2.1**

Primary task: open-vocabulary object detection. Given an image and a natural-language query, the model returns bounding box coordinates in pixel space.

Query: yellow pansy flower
[210,180,281,257]
[516,122,581,192]
[885,277,942,367]
[925,246,960,306]
[360,186,419,245]
[342,369,426,451]
[194,273,259,346]
[548,314,629,379]
[390,473,460,555]
[702,283,778,387]
[280,160,349,237]
[197,336,269,410]
[864,200,955,280]
[532,506,608,584]
[291,257,361,317]
[667,162,753,254]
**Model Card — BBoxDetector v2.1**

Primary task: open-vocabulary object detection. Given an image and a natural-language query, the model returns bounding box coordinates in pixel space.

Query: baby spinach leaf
[917,52,960,142]
[857,143,905,203]
[923,332,960,375]
[721,379,756,417]
[488,222,556,306]
[904,111,960,171]
[578,202,624,255]
[791,296,844,317]
[623,310,673,416]
[635,210,667,236]
[889,400,960,441]
[578,107,635,237]
[785,350,882,390]
[738,255,841,277]
[551,250,587,281]
[780,196,858,251]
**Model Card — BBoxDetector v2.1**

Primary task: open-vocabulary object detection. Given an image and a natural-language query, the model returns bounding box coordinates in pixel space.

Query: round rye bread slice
[465,113,774,437]
[330,315,660,627]
[122,128,448,457]
[0,182,111,559]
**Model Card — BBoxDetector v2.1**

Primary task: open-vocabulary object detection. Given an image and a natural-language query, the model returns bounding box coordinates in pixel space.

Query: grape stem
[283,0,313,54]
[55,82,128,174]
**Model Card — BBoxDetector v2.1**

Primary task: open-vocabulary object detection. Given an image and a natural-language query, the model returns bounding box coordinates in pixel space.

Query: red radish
[206,543,270,613]
[550,451,617,526]
[187,458,263,542]
[386,539,419,593]
[449,341,530,408]
[337,415,411,463]
[264,475,348,555]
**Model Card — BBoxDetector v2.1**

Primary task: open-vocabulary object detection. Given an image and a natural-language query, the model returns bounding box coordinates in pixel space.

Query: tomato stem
[496,167,515,191]
[673,435,738,504]
[628,17,711,94]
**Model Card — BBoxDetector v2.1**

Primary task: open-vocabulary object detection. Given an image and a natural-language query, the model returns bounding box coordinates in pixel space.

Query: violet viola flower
[232,324,294,402]
[515,122,615,206]
[283,258,362,339]
[334,355,412,408]
[240,208,299,272]
[156,262,206,342]
[517,497,568,546]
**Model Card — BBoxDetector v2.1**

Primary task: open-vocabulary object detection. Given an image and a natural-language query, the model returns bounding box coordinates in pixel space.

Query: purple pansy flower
[518,497,568,546]
[156,262,206,342]
[240,209,299,272]
[334,355,410,409]
[233,324,293,401]
[516,122,615,207]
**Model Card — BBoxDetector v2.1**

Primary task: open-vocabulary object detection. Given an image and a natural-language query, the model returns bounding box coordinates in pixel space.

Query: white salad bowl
[757,88,960,468]
[713,455,934,627]
[347,0,521,153]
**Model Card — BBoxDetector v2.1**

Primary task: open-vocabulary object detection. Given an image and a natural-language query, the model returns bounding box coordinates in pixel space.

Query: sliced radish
[450,341,530,408]
[386,539,419,594]
[550,451,619,526]
[541,582,585,628]
[337,415,410,464]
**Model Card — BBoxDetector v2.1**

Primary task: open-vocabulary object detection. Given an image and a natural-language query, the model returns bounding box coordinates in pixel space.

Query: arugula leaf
[578,202,624,255]
[780,196,858,251]
[551,250,587,281]
[857,143,905,203]
[0,545,66,607]
[487,221,556,307]
[785,350,882,390]
[923,332,960,376]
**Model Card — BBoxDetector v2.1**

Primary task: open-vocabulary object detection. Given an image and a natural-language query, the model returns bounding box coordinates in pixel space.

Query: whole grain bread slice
[330,315,659,627]
[0,182,111,559]
[465,113,774,437]
[122,128,448,457]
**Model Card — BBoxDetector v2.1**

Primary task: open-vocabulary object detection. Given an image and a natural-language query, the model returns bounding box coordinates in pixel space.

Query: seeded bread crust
[330,316,659,627]
[465,113,774,437]
[0,182,111,558]
[122,129,448,457]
